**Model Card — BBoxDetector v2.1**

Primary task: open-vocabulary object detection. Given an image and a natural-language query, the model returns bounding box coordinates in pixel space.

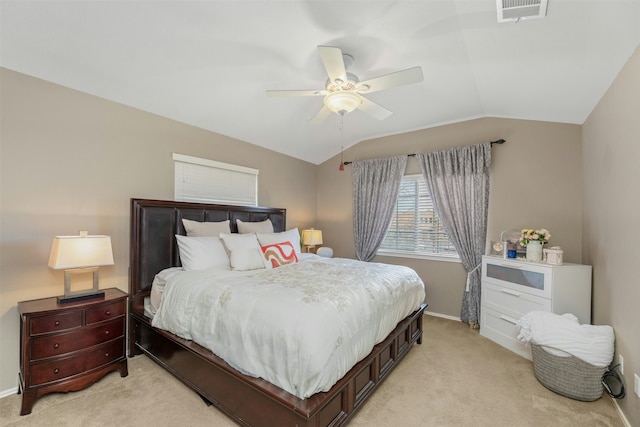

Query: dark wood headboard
[129,198,286,309]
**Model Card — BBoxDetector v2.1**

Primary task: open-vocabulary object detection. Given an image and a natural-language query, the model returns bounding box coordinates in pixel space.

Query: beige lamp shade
[301,229,323,246]
[48,234,114,270]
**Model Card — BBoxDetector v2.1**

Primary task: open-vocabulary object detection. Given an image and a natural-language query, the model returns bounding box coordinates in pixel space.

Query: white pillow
[182,218,230,237]
[256,228,302,260]
[219,233,266,271]
[237,218,274,234]
[175,235,230,271]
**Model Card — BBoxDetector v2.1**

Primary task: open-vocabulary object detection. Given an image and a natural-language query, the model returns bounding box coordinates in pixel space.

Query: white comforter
[151,255,425,398]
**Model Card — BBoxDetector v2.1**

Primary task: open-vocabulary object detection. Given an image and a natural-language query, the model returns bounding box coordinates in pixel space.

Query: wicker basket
[531,343,607,401]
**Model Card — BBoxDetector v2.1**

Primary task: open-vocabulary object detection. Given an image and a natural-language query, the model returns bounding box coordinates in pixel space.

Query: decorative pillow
[257,228,302,260]
[219,233,266,271]
[175,235,230,271]
[261,241,299,268]
[182,218,230,237]
[237,218,274,234]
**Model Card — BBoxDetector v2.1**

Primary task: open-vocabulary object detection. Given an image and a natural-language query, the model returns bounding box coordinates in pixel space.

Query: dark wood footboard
[129,303,426,427]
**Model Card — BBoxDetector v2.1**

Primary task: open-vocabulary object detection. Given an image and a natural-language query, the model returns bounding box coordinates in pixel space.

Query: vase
[526,240,543,261]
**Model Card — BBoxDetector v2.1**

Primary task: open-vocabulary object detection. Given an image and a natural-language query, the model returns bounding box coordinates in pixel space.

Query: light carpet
[0,315,623,426]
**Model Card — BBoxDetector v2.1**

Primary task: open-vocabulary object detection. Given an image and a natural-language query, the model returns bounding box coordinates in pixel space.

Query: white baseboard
[612,397,632,427]
[0,386,18,399]
[424,310,461,322]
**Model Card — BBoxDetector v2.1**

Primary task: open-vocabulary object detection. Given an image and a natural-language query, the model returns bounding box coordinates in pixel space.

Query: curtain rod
[342,138,505,166]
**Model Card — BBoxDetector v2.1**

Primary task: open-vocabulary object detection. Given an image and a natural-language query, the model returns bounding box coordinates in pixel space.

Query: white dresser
[480,256,592,360]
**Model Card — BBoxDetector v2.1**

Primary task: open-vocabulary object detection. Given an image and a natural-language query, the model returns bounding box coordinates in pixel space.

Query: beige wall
[0,68,318,392]
[583,45,640,426]
[317,117,584,317]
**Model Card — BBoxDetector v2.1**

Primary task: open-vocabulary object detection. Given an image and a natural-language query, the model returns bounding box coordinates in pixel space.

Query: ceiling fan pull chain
[339,112,345,171]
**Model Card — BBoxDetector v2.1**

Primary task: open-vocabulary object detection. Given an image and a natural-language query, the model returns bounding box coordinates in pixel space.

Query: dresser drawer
[30,311,82,335]
[29,353,86,386]
[482,282,551,320]
[86,301,125,325]
[86,339,124,371]
[30,317,125,360]
[483,258,551,299]
[480,306,531,360]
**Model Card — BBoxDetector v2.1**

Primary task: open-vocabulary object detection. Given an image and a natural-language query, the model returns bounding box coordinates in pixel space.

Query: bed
[128,198,427,426]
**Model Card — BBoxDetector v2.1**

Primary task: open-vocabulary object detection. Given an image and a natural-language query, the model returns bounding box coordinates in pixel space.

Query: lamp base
[58,267,105,304]
[57,291,105,304]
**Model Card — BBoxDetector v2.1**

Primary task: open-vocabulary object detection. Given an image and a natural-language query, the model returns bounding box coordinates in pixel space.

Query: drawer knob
[53,368,60,374]
[54,321,60,326]
[105,352,110,358]
[105,330,110,335]
[105,310,111,316]
[53,343,59,349]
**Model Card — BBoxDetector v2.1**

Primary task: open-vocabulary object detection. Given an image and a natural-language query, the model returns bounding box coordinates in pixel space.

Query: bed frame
[128,198,426,427]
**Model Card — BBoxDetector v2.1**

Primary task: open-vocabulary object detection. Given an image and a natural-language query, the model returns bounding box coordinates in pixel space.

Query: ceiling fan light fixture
[324,91,361,114]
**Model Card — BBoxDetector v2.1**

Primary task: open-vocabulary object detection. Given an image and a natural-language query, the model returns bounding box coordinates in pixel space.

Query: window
[378,174,458,259]
[173,153,258,206]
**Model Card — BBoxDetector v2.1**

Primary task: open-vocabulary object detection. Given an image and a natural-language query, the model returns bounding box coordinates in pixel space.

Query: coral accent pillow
[261,241,299,268]
[257,228,302,260]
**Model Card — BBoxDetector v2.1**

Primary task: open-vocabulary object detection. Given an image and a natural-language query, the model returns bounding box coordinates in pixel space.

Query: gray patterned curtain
[352,156,408,262]
[416,143,491,328]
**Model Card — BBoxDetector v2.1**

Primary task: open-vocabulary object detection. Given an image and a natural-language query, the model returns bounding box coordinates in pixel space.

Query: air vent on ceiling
[496,0,548,22]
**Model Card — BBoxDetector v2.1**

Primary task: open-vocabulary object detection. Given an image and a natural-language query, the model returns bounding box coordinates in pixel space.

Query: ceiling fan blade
[266,89,326,97]
[358,97,393,120]
[309,105,332,124]
[358,66,424,94]
[317,45,347,83]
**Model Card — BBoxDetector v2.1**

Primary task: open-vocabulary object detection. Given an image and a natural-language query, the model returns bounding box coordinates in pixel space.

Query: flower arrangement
[519,228,551,247]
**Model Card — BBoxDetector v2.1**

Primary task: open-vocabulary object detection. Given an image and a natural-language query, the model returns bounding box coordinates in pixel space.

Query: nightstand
[18,288,128,415]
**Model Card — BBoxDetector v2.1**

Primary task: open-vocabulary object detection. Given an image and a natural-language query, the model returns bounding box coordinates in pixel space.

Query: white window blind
[173,153,258,206]
[379,174,458,259]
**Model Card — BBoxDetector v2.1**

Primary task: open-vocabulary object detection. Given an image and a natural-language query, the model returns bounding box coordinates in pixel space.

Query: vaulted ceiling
[1,1,639,164]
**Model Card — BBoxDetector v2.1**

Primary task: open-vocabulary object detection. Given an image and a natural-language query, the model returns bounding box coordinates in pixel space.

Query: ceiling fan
[266,45,424,124]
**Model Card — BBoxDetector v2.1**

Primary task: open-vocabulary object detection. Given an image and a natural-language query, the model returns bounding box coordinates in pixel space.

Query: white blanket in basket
[516,311,614,367]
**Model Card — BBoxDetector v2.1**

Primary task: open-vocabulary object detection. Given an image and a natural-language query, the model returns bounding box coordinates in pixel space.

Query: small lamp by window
[301,228,323,253]
[48,231,114,303]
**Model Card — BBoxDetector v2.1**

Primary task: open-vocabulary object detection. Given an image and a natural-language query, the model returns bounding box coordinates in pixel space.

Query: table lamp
[301,228,323,253]
[48,231,114,303]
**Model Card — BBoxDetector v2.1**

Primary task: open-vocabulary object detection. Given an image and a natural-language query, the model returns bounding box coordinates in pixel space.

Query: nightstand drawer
[30,311,82,335]
[482,282,550,320]
[86,339,124,371]
[86,301,125,325]
[30,317,124,360]
[29,354,85,386]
